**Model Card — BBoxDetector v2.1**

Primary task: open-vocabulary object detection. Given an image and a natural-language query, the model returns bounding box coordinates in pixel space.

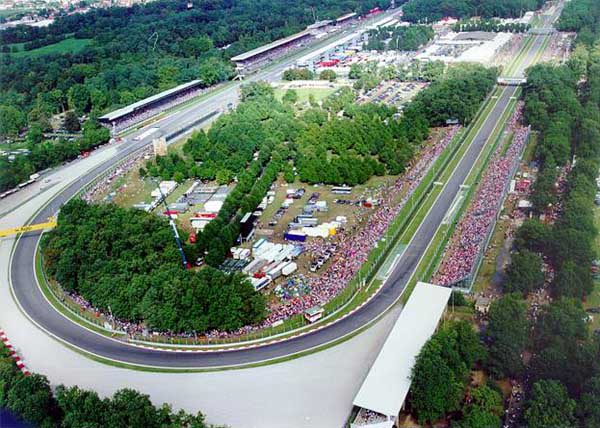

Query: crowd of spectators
[434,103,530,287]
[81,146,152,203]
[234,36,315,72]
[106,85,210,134]
[354,408,388,425]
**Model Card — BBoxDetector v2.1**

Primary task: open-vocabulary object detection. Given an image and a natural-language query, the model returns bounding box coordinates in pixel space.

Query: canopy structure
[352,282,452,419]
[230,30,312,63]
[99,80,203,123]
[336,12,357,23]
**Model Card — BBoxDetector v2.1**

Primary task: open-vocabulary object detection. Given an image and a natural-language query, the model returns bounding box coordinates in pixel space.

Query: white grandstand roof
[353,282,451,418]
[336,12,357,22]
[99,80,202,122]
[230,30,312,62]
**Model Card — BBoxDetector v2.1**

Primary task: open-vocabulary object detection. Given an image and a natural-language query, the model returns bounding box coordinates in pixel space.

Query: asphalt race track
[9,33,546,368]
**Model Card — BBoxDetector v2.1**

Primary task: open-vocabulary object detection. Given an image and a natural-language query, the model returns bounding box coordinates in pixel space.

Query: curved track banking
[9,32,548,368]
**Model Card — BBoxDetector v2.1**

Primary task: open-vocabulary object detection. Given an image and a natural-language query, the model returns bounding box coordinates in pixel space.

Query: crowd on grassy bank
[434,103,529,287]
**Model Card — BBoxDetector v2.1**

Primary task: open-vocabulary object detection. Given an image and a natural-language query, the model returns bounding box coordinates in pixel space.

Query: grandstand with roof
[350,282,452,427]
[98,80,204,132]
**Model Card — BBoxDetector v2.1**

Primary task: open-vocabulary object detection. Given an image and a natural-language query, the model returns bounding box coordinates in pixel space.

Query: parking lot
[358,80,428,108]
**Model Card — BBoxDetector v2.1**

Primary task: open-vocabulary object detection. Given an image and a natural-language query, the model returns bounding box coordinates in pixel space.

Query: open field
[0,8,32,19]
[274,87,336,103]
[2,38,92,58]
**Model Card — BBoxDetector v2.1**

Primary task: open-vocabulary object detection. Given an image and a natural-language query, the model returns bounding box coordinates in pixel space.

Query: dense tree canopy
[453,384,503,428]
[41,199,265,333]
[0,0,389,148]
[405,64,498,125]
[524,380,577,428]
[364,25,434,51]
[518,51,600,304]
[579,376,600,428]
[402,0,546,23]
[503,250,545,295]
[529,299,597,394]
[557,0,600,45]
[485,294,529,378]
[282,68,315,81]
[409,321,485,424]
[0,342,212,428]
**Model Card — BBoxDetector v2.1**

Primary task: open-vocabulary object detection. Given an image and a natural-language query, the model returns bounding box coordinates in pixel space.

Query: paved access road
[9,27,551,368]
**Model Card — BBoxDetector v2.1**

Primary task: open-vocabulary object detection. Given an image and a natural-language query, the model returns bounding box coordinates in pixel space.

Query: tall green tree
[0,105,25,137]
[6,374,57,427]
[410,321,484,424]
[503,250,544,296]
[524,380,576,428]
[67,84,91,115]
[485,294,528,378]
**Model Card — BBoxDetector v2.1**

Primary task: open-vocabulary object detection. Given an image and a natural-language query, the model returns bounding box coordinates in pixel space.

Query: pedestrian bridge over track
[497,77,527,86]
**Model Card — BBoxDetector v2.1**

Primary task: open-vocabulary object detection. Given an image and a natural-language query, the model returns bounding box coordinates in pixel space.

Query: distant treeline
[364,24,434,51]
[402,0,546,23]
[0,0,388,138]
[452,19,531,33]
[557,0,600,45]
[0,118,109,192]
[0,341,215,427]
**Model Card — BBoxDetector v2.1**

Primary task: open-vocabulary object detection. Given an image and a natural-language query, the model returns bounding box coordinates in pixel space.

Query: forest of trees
[0,0,386,135]
[407,3,600,425]
[364,24,434,51]
[0,342,213,427]
[409,295,600,427]
[557,0,600,45]
[452,19,531,33]
[150,64,495,183]
[402,0,546,23]
[511,55,599,300]
[404,63,498,125]
[409,321,502,426]
[41,199,266,333]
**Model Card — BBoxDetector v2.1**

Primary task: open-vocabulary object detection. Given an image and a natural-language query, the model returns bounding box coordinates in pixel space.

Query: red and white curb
[0,330,30,376]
